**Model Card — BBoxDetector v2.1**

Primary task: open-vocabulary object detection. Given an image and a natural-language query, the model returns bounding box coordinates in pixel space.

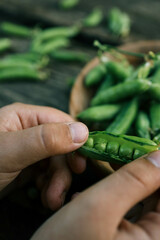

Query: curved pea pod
[0,38,12,53]
[150,102,160,135]
[77,104,121,122]
[106,98,138,134]
[78,131,159,165]
[136,111,151,139]
[85,63,107,87]
[106,61,133,81]
[91,79,151,106]
[35,38,70,55]
[153,133,160,144]
[59,0,79,9]
[50,50,90,63]
[0,22,32,38]
[108,8,131,37]
[96,74,114,94]
[83,8,103,27]
[149,83,160,101]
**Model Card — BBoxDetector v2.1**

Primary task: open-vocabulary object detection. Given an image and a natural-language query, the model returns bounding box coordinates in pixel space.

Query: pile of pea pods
[77,51,160,165]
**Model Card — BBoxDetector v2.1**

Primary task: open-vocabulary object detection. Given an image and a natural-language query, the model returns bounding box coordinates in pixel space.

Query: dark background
[0,0,160,239]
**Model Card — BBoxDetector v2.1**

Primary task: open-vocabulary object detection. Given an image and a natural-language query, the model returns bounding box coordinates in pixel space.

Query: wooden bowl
[69,40,160,177]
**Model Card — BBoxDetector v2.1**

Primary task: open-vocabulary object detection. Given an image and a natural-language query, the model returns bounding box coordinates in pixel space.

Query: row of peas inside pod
[76,42,160,165]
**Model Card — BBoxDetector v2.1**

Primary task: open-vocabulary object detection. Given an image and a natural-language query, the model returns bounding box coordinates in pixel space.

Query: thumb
[0,122,88,172]
[82,151,160,228]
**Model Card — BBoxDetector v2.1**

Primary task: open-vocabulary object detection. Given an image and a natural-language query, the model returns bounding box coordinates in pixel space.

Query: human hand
[0,103,88,208]
[32,151,160,240]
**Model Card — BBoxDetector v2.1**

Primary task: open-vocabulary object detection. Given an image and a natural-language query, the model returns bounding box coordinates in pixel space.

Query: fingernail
[68,122,88,144]
[145,150,160,168]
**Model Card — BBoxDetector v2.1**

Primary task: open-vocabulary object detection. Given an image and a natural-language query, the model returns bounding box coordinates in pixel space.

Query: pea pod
[83,8,103,27]
[78,131,159,165]
[91,79,151,106]
[0,22,32,38]
[108,8,131,37]
[50,50,89,63]
[59,0,79,9]
[136,111,151,139]
[0,59,38,70]
[150,102,160,135]
[106,98,138,134]
[85,63,107,87]
[77,104,121,122]
[106,61,133,81]
[0,38,12,53]
[153,133,160,144]
[96,74,114,94]
[149,83,160,101]
[151,68,160,84]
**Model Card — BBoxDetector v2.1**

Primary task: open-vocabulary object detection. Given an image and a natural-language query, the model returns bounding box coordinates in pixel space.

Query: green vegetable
[106,98,138,134]
[78,131,158,164]
[85,63,107,87]
[150,102,160,135]
[0,22,32,38]
[136,111,151,139]
[0,38,12,53]
[108,8,131,37]
[96,74,114,94]
[83,8,103,27]
[50,50,90,63]
[77,104,121,122]
[59,0,79,9]
[107,61,133,81]
[151,68,160,84]
[91,79,151,105]
[149,83,160,101]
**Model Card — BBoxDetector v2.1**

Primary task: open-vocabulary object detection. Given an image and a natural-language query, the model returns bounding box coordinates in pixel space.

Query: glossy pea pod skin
[78,131,159,165]
[106,98,138,134]
[83,8,103,27]
[0,38,12,53]
[106,61,133,81]
[50,50,90,63]
[136,111,151,139]
[85,63,107,87]
[77,104,121,122]
[150,102,160,135]
[149,83,160,102]
[0,22,32,38]
[96,74,114,94]
[151,68,160,84]
[91,79,151,106]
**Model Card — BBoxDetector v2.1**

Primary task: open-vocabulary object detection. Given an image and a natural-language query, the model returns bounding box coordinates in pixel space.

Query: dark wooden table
[0,0,160,239]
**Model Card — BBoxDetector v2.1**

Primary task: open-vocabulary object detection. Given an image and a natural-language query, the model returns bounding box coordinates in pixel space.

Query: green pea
[95,142,106,152]
[78,131,159,165]
[85,63,107,87]
[59,0,79,9]
[106,98,138,134]
[50,50,90,63]
[77,104,121,122]
[83,8,103,27]
[85,137,94,148]
[91,79,150,106]
[108,8,131,37]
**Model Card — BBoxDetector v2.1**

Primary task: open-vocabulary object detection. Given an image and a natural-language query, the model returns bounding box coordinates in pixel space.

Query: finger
[0,103,74,130]
[41,156,72,211]
[79,151,160,228]
[68,153,87,174]
[0,122,88,172]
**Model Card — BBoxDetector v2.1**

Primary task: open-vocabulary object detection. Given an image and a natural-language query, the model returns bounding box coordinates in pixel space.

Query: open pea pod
[78,131,159,165]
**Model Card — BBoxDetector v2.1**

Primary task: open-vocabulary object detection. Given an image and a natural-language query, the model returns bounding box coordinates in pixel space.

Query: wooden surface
[0,1,160,239]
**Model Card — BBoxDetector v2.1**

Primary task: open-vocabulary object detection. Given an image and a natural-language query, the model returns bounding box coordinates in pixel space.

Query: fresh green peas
[153,133,160,144]
[59,0,79,9]
[78,131,158,164]
[50,50,90,63]
[149,83,160,101]
[136,111,151,139]
[0,59,38,70]
[77,104,121,122]
[96,74,114,94]
[91,79,151,106]
[85,63,107,87]
[106,61,133,81]
[0,22,32,38]
[106,98,138,134]
[83,8,103,27]
[151,68,160,84]
[0,38,12,53]
[108,8,131,37]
